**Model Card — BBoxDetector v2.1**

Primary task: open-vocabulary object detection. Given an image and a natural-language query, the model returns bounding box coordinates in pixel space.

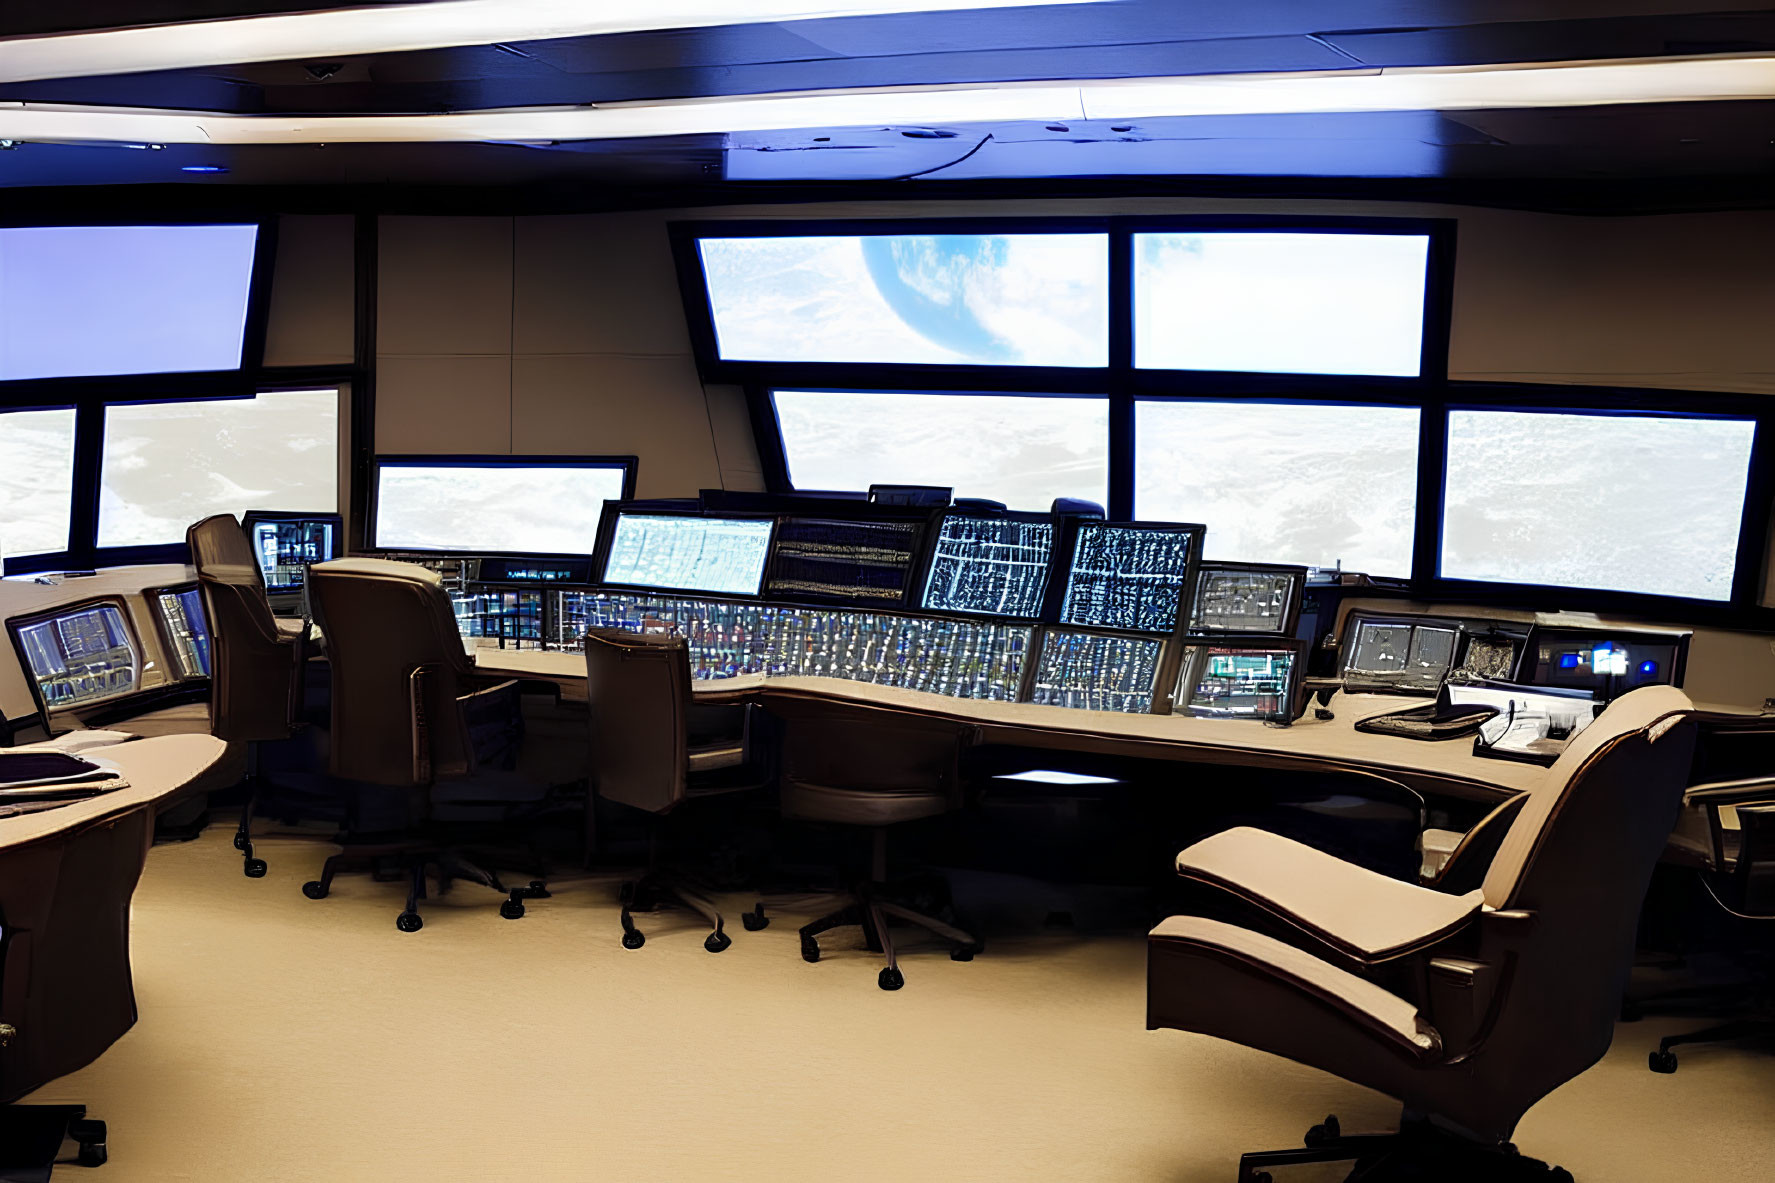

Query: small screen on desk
[603,515,774,596]
[1059,523,1196,633]
[1176,644,1295,720]
[920,516,1053,618]
[1031,629,1162,714]
[155,588,211,678]
[14,604,139,709]
[765,517,922,605]
[1346,619,1456,692]
[1189,565,1301,634]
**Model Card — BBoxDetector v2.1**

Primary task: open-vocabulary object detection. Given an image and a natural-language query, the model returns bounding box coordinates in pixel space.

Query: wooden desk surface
[0,733,229,853]
[470,647,1550,802]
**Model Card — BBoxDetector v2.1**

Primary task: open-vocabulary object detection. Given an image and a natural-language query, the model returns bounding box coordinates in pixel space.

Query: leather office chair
[1146,685,1697,1180]
[303,558,548,932]
[584,627,760,953]
[772,706,983,990]
[187,513,310,878]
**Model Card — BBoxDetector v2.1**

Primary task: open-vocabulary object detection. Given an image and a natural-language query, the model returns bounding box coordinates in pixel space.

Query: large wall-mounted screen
[773,389,1108,512]
[0,406,76,562]
[372,458,628,556]
[0,224,259,381]
[602,514,774,597]
[1135,400,1420,577]
[1133,231,1431,377]
[697,233,1108,367]
[1440,409,1757,602]
[1058,522,1200,633]
[98,389,339,549]
[920,515,1054,618]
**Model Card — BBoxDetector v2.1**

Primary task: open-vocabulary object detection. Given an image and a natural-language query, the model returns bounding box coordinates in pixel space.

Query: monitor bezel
[366,454,637,559]
[913,506,1060,622]
[143,580,211,682]
[239,510,345,594]
[1338,611,1467,697]
[593,506,781,600]
[5,594,146,717]
[1169,634,1308,724]
[1182,560,1309,638]
[1051,517,1206,634]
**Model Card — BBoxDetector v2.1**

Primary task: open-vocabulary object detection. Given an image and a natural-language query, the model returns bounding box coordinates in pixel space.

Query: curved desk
[1,734,230,1105]
[469,648,1549,803]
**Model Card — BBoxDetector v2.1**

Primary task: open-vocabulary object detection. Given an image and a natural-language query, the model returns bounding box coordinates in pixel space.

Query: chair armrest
[1423,793,1530,894]
[1176,826,1485,963]
[1685,777,1775,808]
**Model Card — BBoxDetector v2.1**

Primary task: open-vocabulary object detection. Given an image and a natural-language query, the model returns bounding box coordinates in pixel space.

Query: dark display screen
[765,517,922,606]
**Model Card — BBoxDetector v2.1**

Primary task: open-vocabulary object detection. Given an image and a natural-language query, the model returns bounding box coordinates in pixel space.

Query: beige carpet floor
[23,824,1774,1182]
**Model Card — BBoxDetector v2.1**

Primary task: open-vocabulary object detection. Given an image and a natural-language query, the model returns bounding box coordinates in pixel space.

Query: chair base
[0,1105,107,1182]
[796,878,982,990]
[618,873,730,953]
[1648,1017,1775,1073]
[1237,1115,1572,1183]
[300,840,543,931]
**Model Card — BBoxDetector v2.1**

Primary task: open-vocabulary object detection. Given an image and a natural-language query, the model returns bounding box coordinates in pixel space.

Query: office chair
[302,558,550,932]
[769,705,982,990]
[187,513,311,879]
[1146,685,1696,1180]
[1641,776,1774,1073]
[583,627,763,953]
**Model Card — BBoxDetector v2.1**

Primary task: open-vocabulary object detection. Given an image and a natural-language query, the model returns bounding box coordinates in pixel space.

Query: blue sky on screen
[0,224,259,381]
[375,464,625,555]
[1135,232,1429,376]
[774,389,1108,511]
[1136,400,1420,576]
[1441,410,1755,600]
[702,234,1107,366]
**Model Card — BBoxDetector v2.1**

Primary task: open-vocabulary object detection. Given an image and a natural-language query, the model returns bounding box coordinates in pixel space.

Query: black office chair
[301,558,551,931]
[767,706,982,990]
[187,513,310,878]
[583,628,764,953]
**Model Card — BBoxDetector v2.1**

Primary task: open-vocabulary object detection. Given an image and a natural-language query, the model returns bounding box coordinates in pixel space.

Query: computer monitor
[1174,638,1303,722]
[918,512,1055,619]
[149,584,211,679]
[1031,629,1164,714]
[240,512,343,595]
[600,512,775,597]
[371,456,635,556]
[1058,521,1204,633]
[764,516,926,607]
[868,484,951,508]
[1341,614,1460,695]
[1187,562,1306,636]
[8,600,141,711]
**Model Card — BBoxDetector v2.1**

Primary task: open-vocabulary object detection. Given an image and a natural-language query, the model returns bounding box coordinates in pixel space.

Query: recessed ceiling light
[0,1,1104,84]
[1,53,1772,146]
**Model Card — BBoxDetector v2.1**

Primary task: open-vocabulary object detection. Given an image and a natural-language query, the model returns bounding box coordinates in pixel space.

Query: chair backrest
[186,514,295,742]
[778,701,965,809]
[1465,684,1696,1119]
[306,558,476,787]
[583,627,691,814]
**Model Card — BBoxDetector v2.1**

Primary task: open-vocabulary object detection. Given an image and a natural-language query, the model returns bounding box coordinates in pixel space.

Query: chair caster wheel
[302,880,328,900]
[1305,1115,1340,1146]
[1649,1050,1678,1073]
[243,858,268,878]
[500,898,525,920]
[232,833,248,851]
[878,967,904,991]
[69,1118,107,1167]
[741,904,768,931]
[705,930,732,953]
[1245,1173,1272,1183]
[950,943,978,962]
[622,930,645,950]
[524,880,552,900]
[800,937,820,963]
[396,912,423,933]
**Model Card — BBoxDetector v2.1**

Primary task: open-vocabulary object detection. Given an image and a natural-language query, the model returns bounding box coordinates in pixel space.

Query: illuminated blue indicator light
[180,165,227,173]
[1638,660,1659,677]
[1559,653,1581,670]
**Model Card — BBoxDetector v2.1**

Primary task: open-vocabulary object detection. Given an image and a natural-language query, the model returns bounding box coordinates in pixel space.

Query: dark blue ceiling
[1,2,1773,207]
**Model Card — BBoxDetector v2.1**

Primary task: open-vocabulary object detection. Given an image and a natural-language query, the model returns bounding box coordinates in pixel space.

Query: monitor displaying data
[1176,643,1298,721]
[244,515,339,594]
[373,460,628,555]
[1032,630,1162,714]
[1343,617,1458,693]
[765,517,923,606]
[155,587,211,678]
[920,515,1054,618]
[12,603,139,709]
[1189,564,1303,635]
[0,223,259,381]
[1059,522,1199,633]
[603,514,774,596]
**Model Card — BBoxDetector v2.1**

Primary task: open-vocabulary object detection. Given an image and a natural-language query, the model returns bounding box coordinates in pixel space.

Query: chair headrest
[311,557,444,587]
